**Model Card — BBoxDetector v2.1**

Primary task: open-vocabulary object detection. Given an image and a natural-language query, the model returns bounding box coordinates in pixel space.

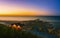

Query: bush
[0,24,42,38]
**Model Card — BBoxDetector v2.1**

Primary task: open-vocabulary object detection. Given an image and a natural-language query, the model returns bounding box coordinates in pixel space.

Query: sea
[0,16,60,28]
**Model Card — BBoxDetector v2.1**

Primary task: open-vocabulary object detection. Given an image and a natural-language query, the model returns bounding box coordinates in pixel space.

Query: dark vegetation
[0,24,42,38]
[0,19,60,38]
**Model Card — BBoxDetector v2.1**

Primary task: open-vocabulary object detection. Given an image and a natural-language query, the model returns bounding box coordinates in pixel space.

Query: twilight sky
[0,0,60,16]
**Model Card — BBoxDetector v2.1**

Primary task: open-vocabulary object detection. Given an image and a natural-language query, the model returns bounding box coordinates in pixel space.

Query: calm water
[0,16,60,22]
[0,16,60,27]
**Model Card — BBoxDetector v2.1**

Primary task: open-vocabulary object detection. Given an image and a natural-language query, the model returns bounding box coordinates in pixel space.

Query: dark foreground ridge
[0,19,60,38]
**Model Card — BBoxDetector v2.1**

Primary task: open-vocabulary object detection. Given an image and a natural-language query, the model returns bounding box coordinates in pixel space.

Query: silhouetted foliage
[0,24,42,38]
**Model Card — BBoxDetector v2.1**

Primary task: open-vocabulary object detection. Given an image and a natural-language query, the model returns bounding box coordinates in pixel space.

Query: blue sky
[0,0,60,16]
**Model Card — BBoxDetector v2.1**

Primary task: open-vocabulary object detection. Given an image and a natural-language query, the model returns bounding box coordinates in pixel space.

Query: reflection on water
[0,17,37,21]
[0,16,60,28]
[0,16,60,22]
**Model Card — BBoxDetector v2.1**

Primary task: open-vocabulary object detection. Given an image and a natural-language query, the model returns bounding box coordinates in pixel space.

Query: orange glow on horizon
[0,12,37,16]
[0,2,52,16]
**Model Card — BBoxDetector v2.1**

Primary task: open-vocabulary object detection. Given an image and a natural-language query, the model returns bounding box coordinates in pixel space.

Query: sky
[0,0,60,16]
